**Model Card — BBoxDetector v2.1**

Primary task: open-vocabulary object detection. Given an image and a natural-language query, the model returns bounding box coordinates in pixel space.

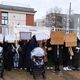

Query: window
[2,12,8,26]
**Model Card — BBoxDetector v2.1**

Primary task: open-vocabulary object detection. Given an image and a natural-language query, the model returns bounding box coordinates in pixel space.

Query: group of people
[0,35,79,75]
[0,35,46,73]
[2,36,36,71]
[46,39,80,71]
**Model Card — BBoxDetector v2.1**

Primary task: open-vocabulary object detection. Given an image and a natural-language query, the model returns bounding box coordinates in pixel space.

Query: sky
[0,0,80,20]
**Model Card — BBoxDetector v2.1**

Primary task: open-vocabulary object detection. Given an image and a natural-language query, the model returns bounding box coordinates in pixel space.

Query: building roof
[0,4,36,13]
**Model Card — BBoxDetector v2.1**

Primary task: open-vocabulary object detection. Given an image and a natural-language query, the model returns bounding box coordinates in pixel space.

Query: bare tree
[54,7,62,13]
[45,7,63,28]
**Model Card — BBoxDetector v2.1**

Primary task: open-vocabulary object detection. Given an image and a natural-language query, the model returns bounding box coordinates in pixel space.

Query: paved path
[0,69,80,80]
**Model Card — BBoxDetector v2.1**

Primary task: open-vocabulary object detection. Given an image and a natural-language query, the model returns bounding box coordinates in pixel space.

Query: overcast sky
[0,0,80,20]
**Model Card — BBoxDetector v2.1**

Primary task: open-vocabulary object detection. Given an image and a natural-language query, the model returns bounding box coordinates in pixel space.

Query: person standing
[7,43,14,70]
[62,44,72,71]
[12,43,19,69]
[3,42,8,70]
[3,42,14,71]
[26,35,38,72]
[18,40,24,69]
[46,39,53,67]
[53,45,63,72]
[0,42,4,78]
[72,46,80,70]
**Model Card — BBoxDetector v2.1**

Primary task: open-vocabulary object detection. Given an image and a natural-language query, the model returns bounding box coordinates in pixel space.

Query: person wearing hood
[26,35,38,72]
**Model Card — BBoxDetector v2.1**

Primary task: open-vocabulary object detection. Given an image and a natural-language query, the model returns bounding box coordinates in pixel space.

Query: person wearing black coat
[0,42,4,78]
[52,45,63,71]
[62,44,72,71]
[18,40,27,69]
[3,42,14,71]
[72,39,80,71]
[26,35,38,72]
[46,39,54,66]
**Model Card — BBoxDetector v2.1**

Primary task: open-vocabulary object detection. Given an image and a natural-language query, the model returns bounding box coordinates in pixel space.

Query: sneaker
[47,67,50,69]
[50,67,53,69]
[66,67,72,71]
[20,68,23,70]
[24,68,27,70]
[63,67,67,71]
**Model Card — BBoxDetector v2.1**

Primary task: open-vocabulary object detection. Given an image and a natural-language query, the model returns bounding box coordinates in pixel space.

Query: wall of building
[72,14,80,29]
[8,12,26,34]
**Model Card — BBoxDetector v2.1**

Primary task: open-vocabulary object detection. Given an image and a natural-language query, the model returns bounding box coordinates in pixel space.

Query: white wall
[8,12,26,34]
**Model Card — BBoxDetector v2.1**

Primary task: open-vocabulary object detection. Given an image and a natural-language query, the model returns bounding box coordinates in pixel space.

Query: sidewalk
[1,69,80,80]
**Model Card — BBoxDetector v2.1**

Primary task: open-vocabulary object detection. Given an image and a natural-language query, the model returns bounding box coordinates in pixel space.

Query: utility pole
[69,2,71,31]
[67,2,71,33]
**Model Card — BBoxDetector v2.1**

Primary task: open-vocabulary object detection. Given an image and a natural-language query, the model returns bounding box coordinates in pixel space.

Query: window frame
[1,12,8,26]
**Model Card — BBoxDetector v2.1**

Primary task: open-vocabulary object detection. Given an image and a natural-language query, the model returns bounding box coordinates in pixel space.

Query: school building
[0,4,36,35]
